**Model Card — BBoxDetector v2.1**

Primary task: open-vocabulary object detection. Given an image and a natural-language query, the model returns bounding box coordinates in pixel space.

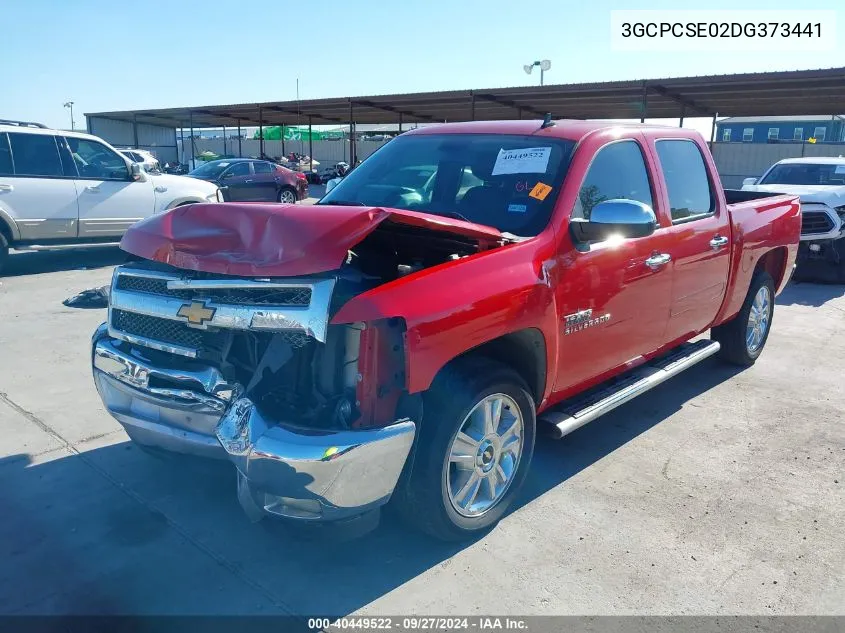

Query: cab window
[67,138,129,180]
[655,139,714,223]
[572,140,653,220]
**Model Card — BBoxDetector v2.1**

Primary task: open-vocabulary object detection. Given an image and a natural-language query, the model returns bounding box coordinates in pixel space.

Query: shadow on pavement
[776,281,845,307]
[3,246,126,277]
[0,358,742,616]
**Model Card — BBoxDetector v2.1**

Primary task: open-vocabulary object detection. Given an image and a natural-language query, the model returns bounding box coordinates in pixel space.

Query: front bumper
[91,325,416,522]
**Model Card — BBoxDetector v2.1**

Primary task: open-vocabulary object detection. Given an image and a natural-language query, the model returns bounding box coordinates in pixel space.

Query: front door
[219,162,253,201]
[65,137,154,238]
[250,161,280,201]
[553,138,674,397]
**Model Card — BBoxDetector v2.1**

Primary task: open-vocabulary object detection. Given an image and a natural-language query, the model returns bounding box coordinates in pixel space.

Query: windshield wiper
[318,200,367,206]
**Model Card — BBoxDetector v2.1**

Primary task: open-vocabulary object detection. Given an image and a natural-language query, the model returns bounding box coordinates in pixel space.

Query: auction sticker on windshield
[492,147,552,175]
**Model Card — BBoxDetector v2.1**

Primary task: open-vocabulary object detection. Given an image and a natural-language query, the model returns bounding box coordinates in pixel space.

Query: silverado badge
[177,300,216,326]
[564,309,610,335]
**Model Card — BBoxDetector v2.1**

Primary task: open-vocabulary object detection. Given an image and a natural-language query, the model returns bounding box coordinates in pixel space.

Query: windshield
[318,134,576,236]
[189,161,230,180]
[760,163,845,186]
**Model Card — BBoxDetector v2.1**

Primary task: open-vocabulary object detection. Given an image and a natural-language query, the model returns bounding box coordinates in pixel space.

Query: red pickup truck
[91,119,800,540]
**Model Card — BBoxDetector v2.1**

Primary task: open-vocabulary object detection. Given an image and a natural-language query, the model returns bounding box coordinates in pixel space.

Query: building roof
[86,67,845,129]
[719,115,845,123]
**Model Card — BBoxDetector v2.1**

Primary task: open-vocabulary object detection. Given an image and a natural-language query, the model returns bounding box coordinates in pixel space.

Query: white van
[0,119,223,273]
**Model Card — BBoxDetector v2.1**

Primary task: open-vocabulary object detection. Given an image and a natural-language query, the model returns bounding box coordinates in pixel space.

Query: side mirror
[570,199,657,243]
[742,177,758,187]
[130,163,142,181]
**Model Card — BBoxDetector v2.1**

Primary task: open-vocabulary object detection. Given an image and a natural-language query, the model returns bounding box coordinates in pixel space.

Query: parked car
[117,148,161,173]
[187,158,307,203]
[91,119,800,541]
[742,157,845,281]
[0,120,223,273]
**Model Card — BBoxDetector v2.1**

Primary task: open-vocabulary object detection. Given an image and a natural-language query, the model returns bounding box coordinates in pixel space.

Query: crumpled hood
[119,202,504,277]
[743,183,845,207]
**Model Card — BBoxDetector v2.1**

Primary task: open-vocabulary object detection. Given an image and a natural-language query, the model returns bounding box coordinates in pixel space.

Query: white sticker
[491,147,552,176]
[507,203,527,213]
[834,165,845,174]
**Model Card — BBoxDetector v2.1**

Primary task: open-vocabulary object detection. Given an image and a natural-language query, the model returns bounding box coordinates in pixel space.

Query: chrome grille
[112,309,220,350]
[801,211,835,235]
[107,266,336,357]
[116,274,312,306]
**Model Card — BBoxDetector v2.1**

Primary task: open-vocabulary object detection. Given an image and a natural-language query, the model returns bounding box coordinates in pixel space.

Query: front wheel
[393,357,536,541]
[712,271,775,366]
[277,188,297,204]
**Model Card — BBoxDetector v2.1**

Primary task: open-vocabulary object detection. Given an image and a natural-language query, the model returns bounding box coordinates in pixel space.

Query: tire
[0,231,8,275]
[278,187,297,204]
[712,271,775,366]
[393,357,536,541]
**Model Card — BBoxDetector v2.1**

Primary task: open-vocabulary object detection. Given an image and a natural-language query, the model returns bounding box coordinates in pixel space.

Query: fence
[177,138,390,169]
[712,142,845,188]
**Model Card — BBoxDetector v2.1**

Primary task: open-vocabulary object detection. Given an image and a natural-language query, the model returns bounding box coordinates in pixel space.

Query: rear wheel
[393,357,536,541]
[278,187,297,204]
[712,271,775,366]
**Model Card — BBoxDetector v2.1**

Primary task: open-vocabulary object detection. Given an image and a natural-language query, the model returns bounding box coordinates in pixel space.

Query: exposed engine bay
[107,219,496,432]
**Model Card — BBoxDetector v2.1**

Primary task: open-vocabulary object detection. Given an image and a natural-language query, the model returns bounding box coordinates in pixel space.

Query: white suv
[117,148,161,173]
[0,120,223,273]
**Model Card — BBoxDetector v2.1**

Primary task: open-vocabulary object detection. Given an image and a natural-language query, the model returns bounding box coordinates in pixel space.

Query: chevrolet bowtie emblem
[177,300,216,326]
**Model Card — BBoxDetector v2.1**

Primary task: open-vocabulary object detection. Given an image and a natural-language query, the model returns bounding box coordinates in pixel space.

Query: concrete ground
[0,246,842,616]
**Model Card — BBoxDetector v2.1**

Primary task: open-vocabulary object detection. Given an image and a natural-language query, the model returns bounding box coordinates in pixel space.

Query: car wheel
[393,357,536,541]
[278,188,297,204]
[712,271,775,366]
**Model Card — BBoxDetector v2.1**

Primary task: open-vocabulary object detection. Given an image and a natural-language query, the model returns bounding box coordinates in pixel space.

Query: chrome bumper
[91,324,416,521]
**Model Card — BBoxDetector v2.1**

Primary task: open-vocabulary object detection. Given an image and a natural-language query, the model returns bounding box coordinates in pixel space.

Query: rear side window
[253,161,273,174]
[0,134,12,176]
[655,139,714,222]
[573,140,653,220]
[8,132,63,177]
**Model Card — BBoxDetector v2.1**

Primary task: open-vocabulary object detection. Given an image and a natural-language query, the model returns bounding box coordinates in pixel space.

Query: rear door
[553,136,676,395]
[250,161,279,201]
[218,162,252,200]
[0,131,79,240]
[65,137,155,238]
[649,138,731,344]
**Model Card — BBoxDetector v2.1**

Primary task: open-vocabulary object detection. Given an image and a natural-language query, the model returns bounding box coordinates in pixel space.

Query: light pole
[63,101,75,130]
[523,60,551,86]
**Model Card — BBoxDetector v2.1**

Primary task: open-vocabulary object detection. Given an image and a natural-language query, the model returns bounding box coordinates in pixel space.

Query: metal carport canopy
[86,66,845,128]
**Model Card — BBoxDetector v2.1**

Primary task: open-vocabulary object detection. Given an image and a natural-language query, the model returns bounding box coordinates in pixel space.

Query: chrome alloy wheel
[279,189,297,204]
[444,393,524,518]
[746,285,772,353]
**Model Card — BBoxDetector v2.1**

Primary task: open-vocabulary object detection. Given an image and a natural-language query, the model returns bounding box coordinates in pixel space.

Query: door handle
[645,253,672,270]
[244,179,253,183]
[709,235,729,250]
[85,185,100,193]
[0,184,13,192]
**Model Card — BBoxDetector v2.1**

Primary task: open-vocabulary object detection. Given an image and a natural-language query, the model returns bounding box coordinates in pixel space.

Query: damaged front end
[91,261,415,522]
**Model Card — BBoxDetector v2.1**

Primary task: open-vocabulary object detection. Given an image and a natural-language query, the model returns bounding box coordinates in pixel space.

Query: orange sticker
[529,182,553,201]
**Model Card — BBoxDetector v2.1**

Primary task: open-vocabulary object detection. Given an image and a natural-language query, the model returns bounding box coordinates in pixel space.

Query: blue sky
[1,0,843,130]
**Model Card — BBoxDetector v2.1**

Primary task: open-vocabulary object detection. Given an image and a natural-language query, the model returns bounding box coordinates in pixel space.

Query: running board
[539,340,721,439]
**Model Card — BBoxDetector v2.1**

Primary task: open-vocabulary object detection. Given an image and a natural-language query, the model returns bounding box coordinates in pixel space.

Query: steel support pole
[398,112,403,134]
[179,124,185,165]
[470,92,475,121]
[640,83,648,123]
[189,110,194,168]
[222,125,227,156]
[259,106,264,158]
[308,116,313,174]
[349,101,355,164]
[679,105,685,128]
[237,120,242,157]
[281,122,285,156]
[710,113,718,143]
[132,114,139,148]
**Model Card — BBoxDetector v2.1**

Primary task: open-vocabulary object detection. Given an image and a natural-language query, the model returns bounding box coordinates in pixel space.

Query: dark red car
[187,158,308,203]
